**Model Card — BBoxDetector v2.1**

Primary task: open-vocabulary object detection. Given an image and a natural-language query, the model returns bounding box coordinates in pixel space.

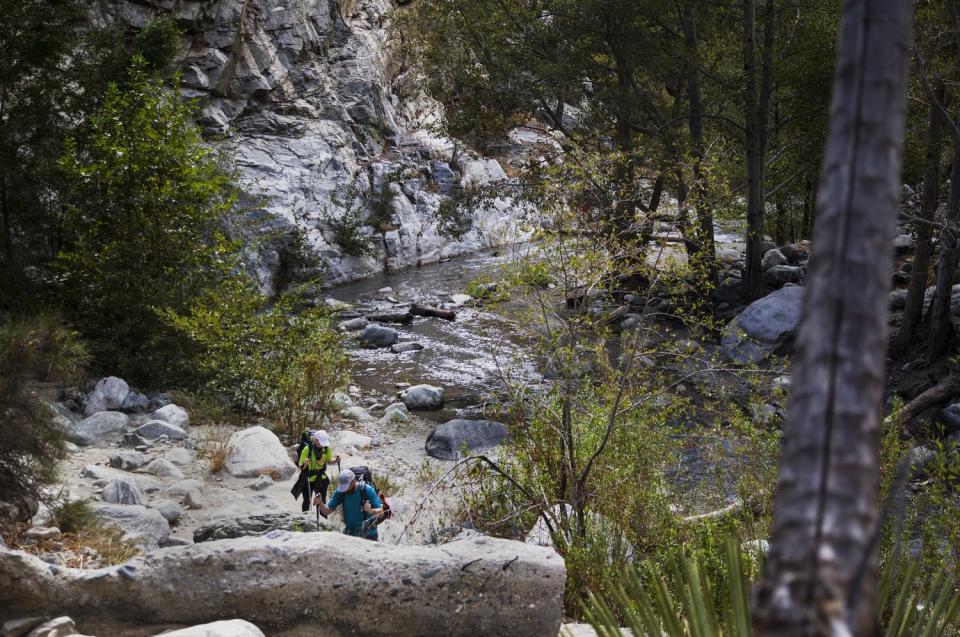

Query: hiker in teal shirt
[316,469,383,540]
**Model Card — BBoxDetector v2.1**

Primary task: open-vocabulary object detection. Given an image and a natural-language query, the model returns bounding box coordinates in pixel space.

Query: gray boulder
[101,478,145,506]
[91,504,169,548]
[721,285,805,364]
[153,501,183,524]
[762,265,804,287]
[84,377,129,416]
[109,452,151,472]
[359,324,399,348]
[761,249,787,270]
[894,233,913,252]
[120,391,150,413]
[157,620,265,637]
[81,465,161,492]
[149,404,190,429]
[143,458,185,479]
[72,412,129,442]
[134,420,188,441]
[338,317,369,331]
[165,448,194,466]
[21,616,78,637]
[780,243,807,264]
[426,419,511,461]
[224,426,297,480]
[164,479,205,498]
[398,384,444,410]
[0,532,565,637]
[936,404,960,436]
[889,289,908,310]
[193,512,329,543]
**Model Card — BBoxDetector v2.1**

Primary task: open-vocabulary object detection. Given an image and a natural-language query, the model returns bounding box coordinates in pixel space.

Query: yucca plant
[586,537,960,636]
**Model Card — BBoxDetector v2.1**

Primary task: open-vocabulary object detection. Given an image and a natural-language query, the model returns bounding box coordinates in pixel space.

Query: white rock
[381,402,409,424]
[336,430,372,450]
[84,377,130,416]
[153,501,183,523]
[165,479,205,497]
[73,411,129,440]
[149,404,190,428]
[24,526,62,541]
[23,615,78,637]
[224,426,297,480]
[249,475,273,491]
[342,406,374,422]
[101,478,145,505]
[92,503,170,548]
[166,448,194,466]
[157,619,266,637]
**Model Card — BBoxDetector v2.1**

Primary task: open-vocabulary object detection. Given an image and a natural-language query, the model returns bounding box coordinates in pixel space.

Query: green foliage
[55,58,238,380]
[0,314,89,522]
[324,206,379,258]
[52,498,98,535]
[133,17,181,74]
[587,536,960,636]
[163,279,348,443]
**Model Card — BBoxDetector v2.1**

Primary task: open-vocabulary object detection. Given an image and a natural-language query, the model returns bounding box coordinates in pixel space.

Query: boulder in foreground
[0,531,565,637]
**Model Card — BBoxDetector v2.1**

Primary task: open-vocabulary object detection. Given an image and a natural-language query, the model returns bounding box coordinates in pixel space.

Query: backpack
[350,465,392,528]
[295,430,316,461]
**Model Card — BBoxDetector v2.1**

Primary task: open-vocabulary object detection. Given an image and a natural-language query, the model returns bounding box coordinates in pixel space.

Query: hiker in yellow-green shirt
[298,430,340,504]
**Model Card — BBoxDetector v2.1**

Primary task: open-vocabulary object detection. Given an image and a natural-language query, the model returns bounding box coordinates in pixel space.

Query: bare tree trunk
[896,80,944,352]
[928,145,960,354]
[743,0,775,300]
[754,2,914,635]
[681,0,718,286]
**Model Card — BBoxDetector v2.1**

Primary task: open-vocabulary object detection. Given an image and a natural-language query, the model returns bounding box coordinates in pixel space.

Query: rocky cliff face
[91,0,531,293]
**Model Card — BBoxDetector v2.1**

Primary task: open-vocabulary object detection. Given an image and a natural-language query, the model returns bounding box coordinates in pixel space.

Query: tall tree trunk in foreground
[895,80,944,352]
[754,2,913,635]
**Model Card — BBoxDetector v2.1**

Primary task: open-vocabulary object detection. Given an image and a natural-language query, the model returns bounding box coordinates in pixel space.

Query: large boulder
[91,504,169,548]
[425,419,511,461]
[223,426,297,480]
[721,285,805,364]
[71,412,129,443]
[0,532,565,637]
[158,620,265,637]
[359,324,399,348]
[84,377,129,416]
[398,384,444,410]
[142,458,185,479]
[149,404,190,429]
[762,265,804,287]
[761,248,787,270]
[100,478,145,506]
[193,512,329,543]
[109,451,151,472]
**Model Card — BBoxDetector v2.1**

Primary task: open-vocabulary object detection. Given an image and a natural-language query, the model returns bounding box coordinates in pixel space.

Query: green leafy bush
[56,57,238,380]
[163,279,348,443]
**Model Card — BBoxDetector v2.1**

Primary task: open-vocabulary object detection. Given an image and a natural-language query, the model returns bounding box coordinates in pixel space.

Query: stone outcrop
[89,0,532,292]
[0,531,565,637]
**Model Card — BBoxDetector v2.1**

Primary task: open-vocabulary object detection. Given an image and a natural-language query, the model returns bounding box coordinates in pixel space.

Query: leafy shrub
[0,314,88,526]
[163,279,349,443]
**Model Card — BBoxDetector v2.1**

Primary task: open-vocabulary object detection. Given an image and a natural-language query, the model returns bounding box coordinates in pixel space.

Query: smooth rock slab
[143,458,185,479]
[425,419,511,461]
[0,532,565,637]
[109,452,151,472]
[72,412,129,442]
[398,384,444,410]
[160,619,265,637]
[101,478,145,506]
[224,426,297,480]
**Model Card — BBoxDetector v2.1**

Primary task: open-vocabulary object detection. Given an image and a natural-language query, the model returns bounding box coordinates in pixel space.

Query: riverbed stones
[425,419,511,461]
[109,451,151,472]
[153,501,182,523]
[223,426,297,480]
[337,430,372,450]
[894,233,913,252]
[149,404,190,429]
[84,377,129,416]
[166,448,194,466]
[120,390,150,413]
[381,402,409,424]
[721,285,804,364]
[780,243,807,264]
[762,264,804,287]
[91,504,169,548]
[398,384,444,410]
[165,479,205,497]
[100,478,145,506]
[359,324,399,348]
[342,406,374,422]
[0,532,565,637]
[159,620,265,637]
[134,420,188,441]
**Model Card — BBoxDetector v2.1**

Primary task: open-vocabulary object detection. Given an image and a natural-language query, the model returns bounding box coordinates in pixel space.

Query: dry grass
[1,501,140,568]
[257,467,281,480]
[194,425,235,473]
[166,390,234,426]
